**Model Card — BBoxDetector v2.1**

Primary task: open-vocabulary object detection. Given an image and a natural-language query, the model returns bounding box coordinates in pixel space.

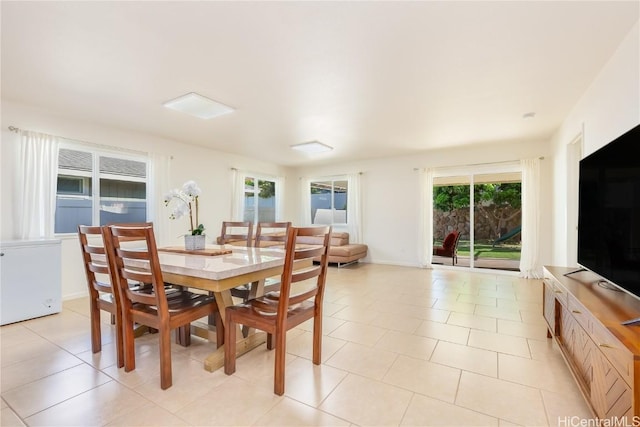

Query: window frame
[308,176,349,226]
[54,142,150,235]
[242,173,278,224]
[432,162,522,271]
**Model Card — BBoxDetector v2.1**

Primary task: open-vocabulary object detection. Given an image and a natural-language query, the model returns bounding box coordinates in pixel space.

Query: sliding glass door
[433,168,522,271]
[433,175,471,269]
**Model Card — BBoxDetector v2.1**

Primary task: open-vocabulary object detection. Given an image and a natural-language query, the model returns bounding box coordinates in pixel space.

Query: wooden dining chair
[78,222,173,367]
[254,222,291,248]
[231,221,292,303]
[103,223,221,389]
[218,221,253,246]
[78,225,126,367]
[224,225,332,395]
[212,220,255,325]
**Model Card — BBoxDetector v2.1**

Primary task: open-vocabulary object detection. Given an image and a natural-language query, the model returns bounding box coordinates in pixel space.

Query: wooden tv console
[543,266,640,419]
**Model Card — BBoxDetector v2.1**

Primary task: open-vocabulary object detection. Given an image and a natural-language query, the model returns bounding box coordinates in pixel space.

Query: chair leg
[224,312,237,375]
[122,310,136,373]
[207,291,216,325]
[274,329,286,396]
[175,324,191,347]
[89,300,101,354]
[266,333,274,350]
[159,327,173,390]
[114,311,124,369]
[215,311,224,348]
[312,314,322,365]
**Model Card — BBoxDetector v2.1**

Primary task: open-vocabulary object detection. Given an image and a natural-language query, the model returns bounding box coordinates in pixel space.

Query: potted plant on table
[164,180,206,250]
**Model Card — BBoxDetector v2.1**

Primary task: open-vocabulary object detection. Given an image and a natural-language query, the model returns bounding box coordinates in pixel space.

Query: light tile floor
[1,264,592,426]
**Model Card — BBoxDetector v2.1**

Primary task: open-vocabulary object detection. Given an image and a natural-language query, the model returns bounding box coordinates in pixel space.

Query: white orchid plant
[164,180,205,235]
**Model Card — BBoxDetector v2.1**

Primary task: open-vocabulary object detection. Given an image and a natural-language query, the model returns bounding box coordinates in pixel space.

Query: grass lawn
[456,240,521,260]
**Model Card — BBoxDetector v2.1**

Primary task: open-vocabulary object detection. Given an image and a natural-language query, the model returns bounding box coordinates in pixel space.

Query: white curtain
[274,176,285,221]
[16,131,59,240]
[346,173,363,243]
[230,168,245,221]
[300,177,312,226]
[150,152,172,246]
[419,168,435,268]
[519,158,542,278]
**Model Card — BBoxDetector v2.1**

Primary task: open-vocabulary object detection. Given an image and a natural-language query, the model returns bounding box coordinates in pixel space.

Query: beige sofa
[217,231,367,267]
[296,232,368,267]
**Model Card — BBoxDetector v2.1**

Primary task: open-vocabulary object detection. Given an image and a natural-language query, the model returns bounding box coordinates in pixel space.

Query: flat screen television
[577,123,640,316]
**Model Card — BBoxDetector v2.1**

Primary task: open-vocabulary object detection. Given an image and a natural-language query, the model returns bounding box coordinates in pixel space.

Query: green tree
[474,183,521,239]
[433,185,470,211]
[258,180,275,199]
[244,178,276,199]
[434,183,521,240]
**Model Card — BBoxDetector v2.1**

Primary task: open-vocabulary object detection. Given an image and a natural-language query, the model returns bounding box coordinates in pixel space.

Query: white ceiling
[2,1,638,167]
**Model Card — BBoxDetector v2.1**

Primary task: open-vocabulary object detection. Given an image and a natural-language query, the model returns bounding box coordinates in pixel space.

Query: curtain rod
[414,156,544,171]
[7,125,148,156]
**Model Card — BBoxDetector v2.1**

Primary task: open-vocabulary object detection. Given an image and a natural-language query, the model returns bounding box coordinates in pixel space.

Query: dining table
[154,244,311,372]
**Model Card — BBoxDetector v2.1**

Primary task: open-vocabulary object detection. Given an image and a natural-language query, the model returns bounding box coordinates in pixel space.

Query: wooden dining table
[154,244,310,372]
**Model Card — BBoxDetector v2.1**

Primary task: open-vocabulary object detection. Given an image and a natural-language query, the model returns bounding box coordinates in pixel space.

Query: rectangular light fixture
[163,92,234,119]
[290,140,333,153]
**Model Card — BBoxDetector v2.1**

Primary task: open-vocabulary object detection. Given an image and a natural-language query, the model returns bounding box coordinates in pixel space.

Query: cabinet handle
[599,343,614,349]
[555,290,563,294]
[571,310,581,314]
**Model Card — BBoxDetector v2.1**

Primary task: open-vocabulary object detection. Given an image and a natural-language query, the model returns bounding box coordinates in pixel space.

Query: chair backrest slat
[87,263,109,275]
[293,246,325,260]
[220,221,254,247]
[78,225,114,296]
[254,222,291,247]
[291,265,323,283]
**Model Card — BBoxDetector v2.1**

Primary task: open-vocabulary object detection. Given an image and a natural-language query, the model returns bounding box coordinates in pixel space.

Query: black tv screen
[577,123,640,300]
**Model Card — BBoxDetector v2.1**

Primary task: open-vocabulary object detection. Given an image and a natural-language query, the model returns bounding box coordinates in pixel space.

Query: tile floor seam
[1,400,28,426]
[1,264,591,426]
[1,356,100,395]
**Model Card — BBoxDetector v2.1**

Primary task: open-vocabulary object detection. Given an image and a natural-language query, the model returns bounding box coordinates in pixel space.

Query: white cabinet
[0,239,62,325]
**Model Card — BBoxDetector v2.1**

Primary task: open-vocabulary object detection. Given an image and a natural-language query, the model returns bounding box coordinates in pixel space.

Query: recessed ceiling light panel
[163,92,234,119]
[290,140,333,153]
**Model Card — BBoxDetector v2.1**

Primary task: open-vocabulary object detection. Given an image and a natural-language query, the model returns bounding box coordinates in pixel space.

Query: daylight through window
[55,147,148,233]
[309,179,348,225]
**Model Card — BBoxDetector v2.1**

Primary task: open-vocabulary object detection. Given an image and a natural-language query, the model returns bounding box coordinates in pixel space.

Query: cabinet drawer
[568,295,592,334]
[545,278,568,307]
[591,320,634,386]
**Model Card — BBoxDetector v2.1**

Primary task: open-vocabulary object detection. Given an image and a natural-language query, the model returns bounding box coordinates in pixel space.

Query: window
[243,176,276,223]
[310,179,348,224]
[432,169,521,271]
[55,147,149,233]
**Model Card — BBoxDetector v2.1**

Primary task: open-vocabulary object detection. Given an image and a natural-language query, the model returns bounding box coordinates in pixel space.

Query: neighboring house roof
[58,148,146,178]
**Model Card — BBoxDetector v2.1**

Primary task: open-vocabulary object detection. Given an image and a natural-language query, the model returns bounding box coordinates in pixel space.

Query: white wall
[288,140,553,267]
[549,22,640,267]
[1,101,292,299]
[2,21,636,298]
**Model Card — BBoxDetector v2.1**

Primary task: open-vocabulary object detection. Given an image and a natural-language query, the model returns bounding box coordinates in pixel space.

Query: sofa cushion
[296,232,349,247]
[329,244,368,257]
